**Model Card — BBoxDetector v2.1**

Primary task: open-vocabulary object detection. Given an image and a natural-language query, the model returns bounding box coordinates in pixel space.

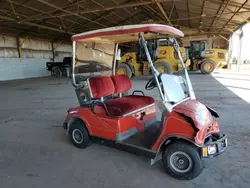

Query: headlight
[207,144,217,155]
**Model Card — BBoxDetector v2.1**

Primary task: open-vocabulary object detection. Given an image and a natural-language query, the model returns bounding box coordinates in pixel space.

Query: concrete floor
[0,72,250,188]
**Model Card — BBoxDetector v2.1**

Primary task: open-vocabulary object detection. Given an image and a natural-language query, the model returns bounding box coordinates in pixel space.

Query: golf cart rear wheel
[200,60,216,74]
[154,62,173,74]
[117,63,133,78]
[69,122,90,149]
[162,141,203,180]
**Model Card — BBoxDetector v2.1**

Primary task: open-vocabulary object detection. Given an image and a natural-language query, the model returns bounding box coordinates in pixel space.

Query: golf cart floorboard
[121,121,161,149]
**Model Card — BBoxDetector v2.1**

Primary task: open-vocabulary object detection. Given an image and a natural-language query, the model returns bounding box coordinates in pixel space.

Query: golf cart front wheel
[162,141,203,180]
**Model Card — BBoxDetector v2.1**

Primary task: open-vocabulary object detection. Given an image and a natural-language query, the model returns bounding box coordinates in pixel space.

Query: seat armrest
[91,101,111,116]
[132,90,145,96]
[91,100,121,117]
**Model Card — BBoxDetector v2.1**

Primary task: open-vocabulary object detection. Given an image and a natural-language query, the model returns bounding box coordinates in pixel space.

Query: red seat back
[88,76,115,98]
[111,75,132,94]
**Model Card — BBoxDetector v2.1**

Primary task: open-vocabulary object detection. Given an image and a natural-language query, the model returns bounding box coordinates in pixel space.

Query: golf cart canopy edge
[72,24,184,42]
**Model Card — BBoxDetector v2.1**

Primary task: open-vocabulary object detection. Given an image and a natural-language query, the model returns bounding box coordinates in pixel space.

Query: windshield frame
[138,33,196,111]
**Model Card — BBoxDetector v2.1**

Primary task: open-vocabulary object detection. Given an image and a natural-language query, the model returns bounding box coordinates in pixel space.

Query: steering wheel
[145,77,157,90]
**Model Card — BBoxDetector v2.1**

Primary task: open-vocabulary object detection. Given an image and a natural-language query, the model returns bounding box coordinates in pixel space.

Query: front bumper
[201,133,228,158]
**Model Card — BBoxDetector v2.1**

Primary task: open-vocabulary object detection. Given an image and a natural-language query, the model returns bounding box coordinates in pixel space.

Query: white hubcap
[72,129,84,144]
[169,151,193,173]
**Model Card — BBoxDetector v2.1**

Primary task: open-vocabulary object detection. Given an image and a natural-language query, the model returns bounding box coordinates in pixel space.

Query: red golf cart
[63,24,227,180]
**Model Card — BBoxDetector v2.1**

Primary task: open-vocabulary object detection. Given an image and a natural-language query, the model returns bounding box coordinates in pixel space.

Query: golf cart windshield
[75,41,114,75]
[161,74,187,103]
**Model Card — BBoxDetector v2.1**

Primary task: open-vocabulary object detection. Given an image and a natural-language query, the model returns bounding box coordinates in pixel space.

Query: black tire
[162,140,203,180]
[117,63,133,78]
[69,121,91,149]
[200,60,216,74]
[154,62,173,74]
[51,66,62,77]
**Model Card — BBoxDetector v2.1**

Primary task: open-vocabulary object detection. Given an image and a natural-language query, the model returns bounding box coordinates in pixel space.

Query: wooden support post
[227,35,233,70]
[15,36,21,58]
[51,40,63,62]
[237,29,243,72]
[17,36,29,59]
[51,42,55,62]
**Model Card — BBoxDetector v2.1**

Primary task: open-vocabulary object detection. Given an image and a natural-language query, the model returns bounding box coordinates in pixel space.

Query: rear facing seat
[88,75,155,117]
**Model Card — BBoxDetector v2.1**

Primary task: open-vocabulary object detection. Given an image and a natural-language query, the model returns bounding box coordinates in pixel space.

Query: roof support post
[15,36,28,59]
[237,28,243,72]
[15,36,21,58]
[51,42,55,62]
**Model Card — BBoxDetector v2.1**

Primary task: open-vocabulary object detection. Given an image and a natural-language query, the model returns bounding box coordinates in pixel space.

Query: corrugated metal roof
[0,0,249,42]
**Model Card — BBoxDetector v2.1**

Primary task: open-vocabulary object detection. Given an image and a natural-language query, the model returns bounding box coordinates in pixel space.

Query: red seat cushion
[94,95,155,116]
[110,75,131,93]
[88,76,115,98]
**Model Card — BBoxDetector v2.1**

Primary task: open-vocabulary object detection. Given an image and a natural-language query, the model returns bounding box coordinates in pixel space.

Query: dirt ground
[0,71,250,188]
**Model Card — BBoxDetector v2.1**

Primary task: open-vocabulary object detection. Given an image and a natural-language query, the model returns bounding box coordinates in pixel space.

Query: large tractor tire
[154,62,173,74]
[117,63,133,78]
[200,60,216,74]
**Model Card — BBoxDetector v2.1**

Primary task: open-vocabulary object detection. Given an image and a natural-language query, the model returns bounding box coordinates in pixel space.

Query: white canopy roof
[72,24,184,43]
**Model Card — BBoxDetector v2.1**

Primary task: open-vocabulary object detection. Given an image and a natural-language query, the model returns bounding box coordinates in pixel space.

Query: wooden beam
[111,0,141,22]
[170,10,247,22]
[69,0,118,27]
[225,7,250,23]
[218,0,248,34]
[78,0,164,14]
[173,3,179,25]
[22,0,86,22]
[218,34,229,41]
[209,0,228,32]
[169,0,175,19]
[205,0,250,11]
[7,0,17,17]
[200,0,205,28]
[8,0,85,28]
[155,1,172,25]
[37,0,108,28]
[186,0,191,28]
[144,4,165,21]
[0,25,68,40]
[0,15,75,34]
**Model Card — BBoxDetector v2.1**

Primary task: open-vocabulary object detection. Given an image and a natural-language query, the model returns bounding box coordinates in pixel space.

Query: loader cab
[137,39,158,62]
[189,40,206,60]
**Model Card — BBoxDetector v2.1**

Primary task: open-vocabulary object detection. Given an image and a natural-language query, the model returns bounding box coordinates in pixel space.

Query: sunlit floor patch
[213,71,250,104]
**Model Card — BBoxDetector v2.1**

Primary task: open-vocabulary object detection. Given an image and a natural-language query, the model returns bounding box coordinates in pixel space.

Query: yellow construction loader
[117,39,190,78]
[186,40,228,74]
[116,39,228,78]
